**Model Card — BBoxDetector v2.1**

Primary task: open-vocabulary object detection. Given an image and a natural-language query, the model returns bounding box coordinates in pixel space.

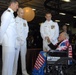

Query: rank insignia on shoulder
[51,25,55,29]
[23,23,26,26]
[7,10,10,12]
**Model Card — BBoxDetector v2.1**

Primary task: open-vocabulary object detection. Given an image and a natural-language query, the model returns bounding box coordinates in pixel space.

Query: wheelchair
[45,50,76,75]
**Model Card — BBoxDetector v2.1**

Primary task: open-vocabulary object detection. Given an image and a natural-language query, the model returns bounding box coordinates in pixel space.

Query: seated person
[32,32,72,75]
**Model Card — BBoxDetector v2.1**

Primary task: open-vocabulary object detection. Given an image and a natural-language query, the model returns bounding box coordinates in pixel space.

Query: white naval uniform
[0,8,17,75]
[13,16,29,75]
[40,20,59,51]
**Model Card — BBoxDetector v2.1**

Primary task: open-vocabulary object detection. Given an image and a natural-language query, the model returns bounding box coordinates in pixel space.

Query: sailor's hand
[44,49,48,52]
[47,38,50,43]
[45,36,49,40]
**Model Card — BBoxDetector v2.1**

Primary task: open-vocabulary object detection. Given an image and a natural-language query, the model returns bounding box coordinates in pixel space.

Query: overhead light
[65,23,70,25]
[55,20,60,22]
[32,8,36,11]
[73,16,76,18]
[62,0,71,2]
[59,12,66,15]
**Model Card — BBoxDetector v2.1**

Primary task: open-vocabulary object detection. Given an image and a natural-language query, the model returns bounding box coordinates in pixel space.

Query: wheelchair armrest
[47,50,68,57]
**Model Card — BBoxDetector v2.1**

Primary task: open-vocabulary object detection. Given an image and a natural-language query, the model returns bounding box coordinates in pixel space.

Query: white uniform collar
[8,8,14,13]
[45,20,53,23]
[16,16,22,20]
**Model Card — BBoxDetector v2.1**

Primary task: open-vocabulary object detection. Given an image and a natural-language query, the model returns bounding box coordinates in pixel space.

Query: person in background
[14,8,29,75]
[32,32,72,75]
[62,25,72,43]
[0,0,19,75]
[40,12,59,52]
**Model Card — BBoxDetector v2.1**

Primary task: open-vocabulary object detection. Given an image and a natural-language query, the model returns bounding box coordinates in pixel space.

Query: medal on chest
[51,25,55,29]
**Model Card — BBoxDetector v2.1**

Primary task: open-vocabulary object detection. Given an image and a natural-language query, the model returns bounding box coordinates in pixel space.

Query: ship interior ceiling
[0,0,76,26]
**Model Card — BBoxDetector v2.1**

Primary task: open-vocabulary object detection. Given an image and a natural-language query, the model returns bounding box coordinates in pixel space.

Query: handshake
[45,36,50,43]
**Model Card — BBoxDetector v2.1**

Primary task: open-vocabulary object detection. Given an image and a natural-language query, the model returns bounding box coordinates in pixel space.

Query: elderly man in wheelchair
[32,32,76,75]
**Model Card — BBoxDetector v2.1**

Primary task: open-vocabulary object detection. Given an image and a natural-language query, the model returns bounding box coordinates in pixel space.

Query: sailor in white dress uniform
[40,12,59,51]
[14,8,29,75]
[0,1,18,75]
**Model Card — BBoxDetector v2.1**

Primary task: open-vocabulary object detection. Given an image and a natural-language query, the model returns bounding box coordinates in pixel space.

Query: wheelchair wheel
[52,57,76,75]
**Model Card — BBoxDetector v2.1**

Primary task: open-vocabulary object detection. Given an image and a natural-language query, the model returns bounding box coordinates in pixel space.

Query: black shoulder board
[7,10,10,12]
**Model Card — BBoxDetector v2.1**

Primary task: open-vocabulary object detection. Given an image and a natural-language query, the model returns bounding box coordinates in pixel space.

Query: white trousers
[13,42,27,75]
[2,46,16,75]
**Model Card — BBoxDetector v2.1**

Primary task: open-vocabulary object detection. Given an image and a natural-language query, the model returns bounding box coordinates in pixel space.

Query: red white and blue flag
[32,51,46,75]
[32,39,72,75]
[56,39,72,58]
